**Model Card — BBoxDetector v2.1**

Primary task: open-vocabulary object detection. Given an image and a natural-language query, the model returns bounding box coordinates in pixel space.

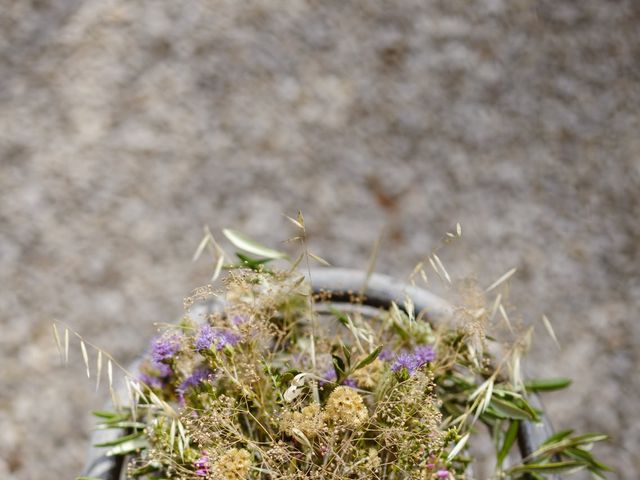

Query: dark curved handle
[306,268,453,320]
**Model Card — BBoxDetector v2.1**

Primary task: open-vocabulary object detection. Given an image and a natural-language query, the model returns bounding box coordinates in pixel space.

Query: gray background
[1,1,638,478]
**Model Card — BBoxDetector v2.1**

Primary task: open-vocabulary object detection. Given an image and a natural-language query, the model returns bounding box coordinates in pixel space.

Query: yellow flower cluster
[351,359,385,389]
[211,448,251,480]
[281,403,325,439]
[323,386,369,429]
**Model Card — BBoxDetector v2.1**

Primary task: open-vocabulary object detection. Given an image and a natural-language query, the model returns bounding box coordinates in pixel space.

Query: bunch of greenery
[63,218,610,480]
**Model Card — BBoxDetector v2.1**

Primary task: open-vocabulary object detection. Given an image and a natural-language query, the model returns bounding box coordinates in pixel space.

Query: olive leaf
[525,377,572,392]
[223,228,287,259]
[105,437,148,456]
[507,461,586,475]
[94,431,144,448]
[353,345,383,371]
[489,397,536,421]
[497,420,520,467]
[447,432,470,462]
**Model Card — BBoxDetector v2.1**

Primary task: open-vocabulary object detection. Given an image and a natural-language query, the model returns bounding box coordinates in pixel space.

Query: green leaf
[91,410,121,419]
[341,344,352,368]
[96,421,147,430]
[447,432,470,462]
[569,433,609,445]
[524,377,572,392]
[332,355,345,378]
[533,431,609,458]
[490,397,535,421]
[390,321,410,341]
[105,437,148,456]
[566,447,614,472]
[483,406,509,420]
[516,397,541,420]
[97,415,132,427]
[589,469,609,480]
[354,346,383,371]
[94,431,143,448]
[222,229,287,259]
[234,253,274,272]
[330,308,350,327]
[508,461,586,475]
[280,369,300,385]
[497,420,520,467]
[236,252,273,265]
[540,429,574,447]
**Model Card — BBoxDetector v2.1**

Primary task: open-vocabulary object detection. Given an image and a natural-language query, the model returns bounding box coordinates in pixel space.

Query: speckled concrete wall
[1,1,638,478]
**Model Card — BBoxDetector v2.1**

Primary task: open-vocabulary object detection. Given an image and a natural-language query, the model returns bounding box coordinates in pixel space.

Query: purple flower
[177,367,213,404]
[391,352,418,374]
[195,324,240,352]
[151,335,181,364]
[138,359,174,389]
[139,372,163,389]
[139,348,175,389]
[342,378,357,388]
[436,469,449,479]
[215,330,240,350]
[319,366,357,387]
[378,348,394,361]
[413,345,435,365]
[156,362,173,378]
[320,366,337,385]
[194,452,209,476]
[231,314,248,326]
[194,325,215,351]
[391,344,435,375]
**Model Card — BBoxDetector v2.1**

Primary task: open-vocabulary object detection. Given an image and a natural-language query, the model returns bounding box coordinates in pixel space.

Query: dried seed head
[323,386,368,429]
[351,359,385,389]
[281,403,325,439]
[211,448,251,480]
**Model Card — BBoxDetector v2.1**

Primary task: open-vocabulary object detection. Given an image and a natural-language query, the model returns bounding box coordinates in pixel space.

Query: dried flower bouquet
[65,220,610,480]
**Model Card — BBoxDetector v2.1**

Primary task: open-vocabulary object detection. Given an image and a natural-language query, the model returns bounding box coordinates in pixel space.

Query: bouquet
[65,220,610,480]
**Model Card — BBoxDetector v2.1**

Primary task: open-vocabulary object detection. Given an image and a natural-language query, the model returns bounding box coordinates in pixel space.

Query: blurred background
[1,1,639,478]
